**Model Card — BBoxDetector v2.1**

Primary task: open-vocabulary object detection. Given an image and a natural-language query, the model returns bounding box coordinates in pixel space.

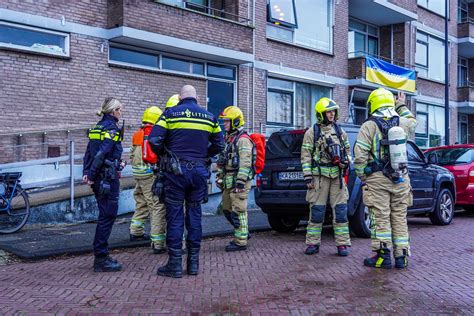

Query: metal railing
[157,0,252,25]
[458,16,474,24]
[0,141,132,212]
[348,51,417,70]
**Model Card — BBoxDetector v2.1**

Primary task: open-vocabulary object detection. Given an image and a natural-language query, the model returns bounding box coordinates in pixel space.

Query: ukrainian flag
[365,56,416,93]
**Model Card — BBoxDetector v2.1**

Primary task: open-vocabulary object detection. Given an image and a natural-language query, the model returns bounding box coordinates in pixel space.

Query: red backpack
[142,124,158,164]
[238,132,266,175]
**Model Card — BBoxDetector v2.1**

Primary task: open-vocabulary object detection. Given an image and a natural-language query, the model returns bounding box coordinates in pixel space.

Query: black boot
[364,248,392,269]
[186,247,200,276]
[395,250,409,269]
[225,241,247,252]
[93,256,122,272]
[157,247,183,278]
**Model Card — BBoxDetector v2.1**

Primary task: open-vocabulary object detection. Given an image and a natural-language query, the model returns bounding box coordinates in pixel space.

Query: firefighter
[301,98,352,256]
[129,106,167,254]
[149,85,224,278]
[166,94,180,108]
[83,97,125,272]
[354,88,416,269]
[217,106,254,252]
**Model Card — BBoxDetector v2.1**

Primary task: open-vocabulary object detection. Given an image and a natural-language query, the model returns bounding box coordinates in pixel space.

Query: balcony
[349,0,417,26]
[348,53,417,94]
[458,82,474,102]
[458,18,474,58]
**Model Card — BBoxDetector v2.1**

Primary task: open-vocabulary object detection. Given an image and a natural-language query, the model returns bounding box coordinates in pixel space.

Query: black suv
[255,125,456,238]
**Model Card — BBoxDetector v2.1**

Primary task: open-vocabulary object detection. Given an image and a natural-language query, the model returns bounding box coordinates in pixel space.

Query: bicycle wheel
[0,189,30,234]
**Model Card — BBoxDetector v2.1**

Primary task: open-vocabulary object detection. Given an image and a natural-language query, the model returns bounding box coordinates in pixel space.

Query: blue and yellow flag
[365,56,416,93]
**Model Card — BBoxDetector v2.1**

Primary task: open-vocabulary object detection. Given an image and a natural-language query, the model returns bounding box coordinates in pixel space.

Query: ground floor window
[415,102,446,148]
[458,114,468,144]
[266,77,332,136]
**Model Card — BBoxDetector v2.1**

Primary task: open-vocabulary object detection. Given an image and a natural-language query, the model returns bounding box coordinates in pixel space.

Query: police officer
[217,106,254,252]
[83,97,124,272]
[301,98,352,256]
[354,88,416,269]
[129,106,167,254]
[149,85,224,278]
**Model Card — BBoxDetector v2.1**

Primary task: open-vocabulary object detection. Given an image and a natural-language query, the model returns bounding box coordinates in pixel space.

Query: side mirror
[427,152,438,165]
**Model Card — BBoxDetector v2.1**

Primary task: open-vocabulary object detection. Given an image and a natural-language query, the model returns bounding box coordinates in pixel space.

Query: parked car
[424,144,474,212]
[255,125,456,238]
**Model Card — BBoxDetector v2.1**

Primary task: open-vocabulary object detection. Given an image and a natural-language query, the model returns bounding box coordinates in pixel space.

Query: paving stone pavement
[0,212,473,315]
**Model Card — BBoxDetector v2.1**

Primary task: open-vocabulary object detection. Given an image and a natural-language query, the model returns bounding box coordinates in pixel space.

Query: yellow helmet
[315,97,339,124]
[142,106,163,124]
[219,105,245,129]
[165,94,180,108]
[367,88,395,115]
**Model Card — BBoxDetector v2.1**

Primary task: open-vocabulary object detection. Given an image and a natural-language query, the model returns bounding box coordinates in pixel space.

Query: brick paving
[0,213,473,315]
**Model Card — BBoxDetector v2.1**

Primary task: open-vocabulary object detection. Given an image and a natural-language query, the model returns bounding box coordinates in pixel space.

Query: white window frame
[266,77,333,129]
[417,0,449,18]
[348,18,379,58]
[458,0,469,23]
[266,0,334,54]
[415,30,446,83]
[0,21,70,58]
[458,57,468,87]
[415,102,446,149]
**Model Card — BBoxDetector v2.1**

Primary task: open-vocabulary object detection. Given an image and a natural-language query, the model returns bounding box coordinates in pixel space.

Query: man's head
[315,97,339,124]
[179,85,197,100]
[219,106,245,133]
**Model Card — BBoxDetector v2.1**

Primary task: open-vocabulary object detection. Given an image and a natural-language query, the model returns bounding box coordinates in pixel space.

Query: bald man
[149,85,225,278]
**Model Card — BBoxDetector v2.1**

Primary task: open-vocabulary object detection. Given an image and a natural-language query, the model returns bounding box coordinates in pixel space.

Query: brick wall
[0,0,109,28]
[416,1,458,37]
[389,0,417,12]
[0,34,207,162]
[119,0,253,53]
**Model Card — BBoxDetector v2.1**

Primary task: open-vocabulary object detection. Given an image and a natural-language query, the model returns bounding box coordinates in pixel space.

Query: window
[266,0,333,53]
[458,57,468,87]
[415,31,445,82]
[418,0,447,17]
[267,0,297,28]
[109,45,211,76]
[407,143,424,163]
[157,0,241,22]
[266,78,332,135]
[429,147,473,165]
[109,47,159,68]
[458,114,468,144]
[348,19,379,58]
[458,0,468,23]
[162,56,204,75]
[207,63,236,80]
[348,89,370,125]
[415,102,446,148]
[0,22,69,57]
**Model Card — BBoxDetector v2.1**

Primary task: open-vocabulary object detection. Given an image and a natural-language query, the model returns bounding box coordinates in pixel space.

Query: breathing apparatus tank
[387,126,408,179]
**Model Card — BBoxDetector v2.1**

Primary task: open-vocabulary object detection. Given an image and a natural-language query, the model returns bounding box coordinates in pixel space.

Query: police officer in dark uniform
[149,85,224,278]
[83,97,125,272]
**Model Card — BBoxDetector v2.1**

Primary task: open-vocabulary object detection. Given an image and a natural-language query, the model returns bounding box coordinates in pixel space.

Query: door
[407,142,437,210]
[207,80,234,120]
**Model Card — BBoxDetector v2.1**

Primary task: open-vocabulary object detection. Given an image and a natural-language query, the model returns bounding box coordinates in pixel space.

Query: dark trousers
[92,176,120,257]
[164,164,208,250]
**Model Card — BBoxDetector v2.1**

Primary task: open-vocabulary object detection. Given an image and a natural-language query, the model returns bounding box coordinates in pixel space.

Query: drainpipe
[444,0,450,145]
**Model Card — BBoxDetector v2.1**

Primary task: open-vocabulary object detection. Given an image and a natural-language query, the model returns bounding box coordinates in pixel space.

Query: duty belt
[180,160,205,170]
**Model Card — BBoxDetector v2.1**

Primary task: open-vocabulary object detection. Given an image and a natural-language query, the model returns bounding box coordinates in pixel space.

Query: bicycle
[0,172,30,234]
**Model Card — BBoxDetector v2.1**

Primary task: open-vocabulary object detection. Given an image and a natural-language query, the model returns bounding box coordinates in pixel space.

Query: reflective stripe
[151,234,166,242]
[356,140,371,151]
[167,121,215,132]
[88,130,120,142]
[334,227,349,235]
[131,219,145,228]
[393,237,410,246]
[302,144,313,150]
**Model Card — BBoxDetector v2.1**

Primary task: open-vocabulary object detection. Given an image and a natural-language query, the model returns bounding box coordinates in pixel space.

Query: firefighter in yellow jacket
[354,88,416,269]
[217,106,254,252]
[301,98,351,256]
[129,106,167,254]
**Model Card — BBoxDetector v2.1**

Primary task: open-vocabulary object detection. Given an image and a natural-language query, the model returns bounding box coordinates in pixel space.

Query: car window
[428,148,473,166]
[407,142,424,163]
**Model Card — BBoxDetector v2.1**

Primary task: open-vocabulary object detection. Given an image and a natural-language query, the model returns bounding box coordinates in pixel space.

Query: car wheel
[267,214,300,233]
[349,201,371,238]
[429,188,454,225]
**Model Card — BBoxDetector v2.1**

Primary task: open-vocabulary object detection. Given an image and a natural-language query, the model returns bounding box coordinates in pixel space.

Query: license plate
[278,171,304,181]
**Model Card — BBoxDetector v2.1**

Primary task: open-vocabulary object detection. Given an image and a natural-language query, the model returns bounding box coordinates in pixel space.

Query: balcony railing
[156,1,252,26]
[348,51,416,80]
[457,81,474,102]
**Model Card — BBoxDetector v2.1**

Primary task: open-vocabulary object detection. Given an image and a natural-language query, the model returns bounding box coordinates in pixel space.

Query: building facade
[0,0,473,163]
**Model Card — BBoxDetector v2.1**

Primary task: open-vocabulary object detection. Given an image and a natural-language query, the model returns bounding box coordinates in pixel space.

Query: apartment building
[0,0,472,163]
